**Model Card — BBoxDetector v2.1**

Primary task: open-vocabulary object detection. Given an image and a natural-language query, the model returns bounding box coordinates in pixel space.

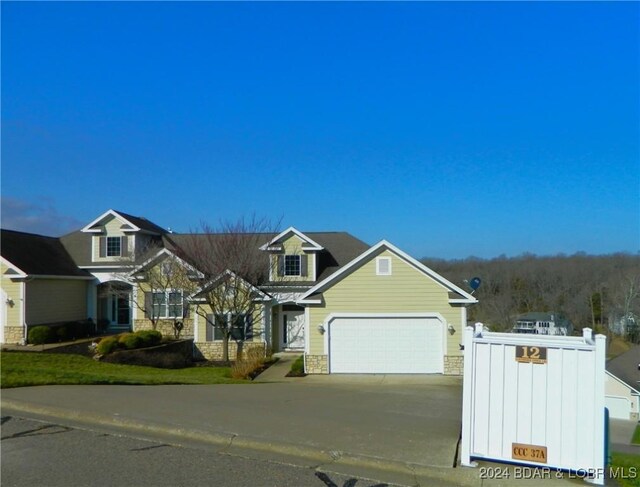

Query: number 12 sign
[515,345,547,364]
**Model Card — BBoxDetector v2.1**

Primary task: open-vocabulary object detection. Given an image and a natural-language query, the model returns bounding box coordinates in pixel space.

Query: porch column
[86,280,98,322]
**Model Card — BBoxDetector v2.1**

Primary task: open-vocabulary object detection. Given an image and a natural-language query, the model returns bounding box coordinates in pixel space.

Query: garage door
[606,396,630,420]
[328,316,444,373]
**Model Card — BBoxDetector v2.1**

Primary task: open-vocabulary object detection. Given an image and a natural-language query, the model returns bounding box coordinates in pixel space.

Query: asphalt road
[1,415,398,487]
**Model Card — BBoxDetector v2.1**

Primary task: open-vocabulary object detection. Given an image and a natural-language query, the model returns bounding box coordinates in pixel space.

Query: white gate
[461,324,606,485]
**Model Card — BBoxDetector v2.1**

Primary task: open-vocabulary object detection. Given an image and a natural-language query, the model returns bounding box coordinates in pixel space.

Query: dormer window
[98,235,129,258]
[284,255,301,276]
[106,237,122,257]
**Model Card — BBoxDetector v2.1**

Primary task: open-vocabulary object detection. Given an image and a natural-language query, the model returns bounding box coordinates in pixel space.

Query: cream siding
[269,235,316,282]
[25,279,88,325]
[308,250,464,357]
[92,216,135,262]
[605,373,639,418]
[1,262,23,327]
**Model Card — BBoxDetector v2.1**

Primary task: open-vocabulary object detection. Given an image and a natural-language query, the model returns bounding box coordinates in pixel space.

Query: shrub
[231,346,266,380]
[118,333,142,350]
[135,330,162,347]
[55,326,71,342]
[96,336,119,355]
[28,326,55,345]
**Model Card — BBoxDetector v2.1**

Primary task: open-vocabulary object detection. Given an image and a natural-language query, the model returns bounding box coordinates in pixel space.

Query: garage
[605,396,631,420]
[328,316,444,374]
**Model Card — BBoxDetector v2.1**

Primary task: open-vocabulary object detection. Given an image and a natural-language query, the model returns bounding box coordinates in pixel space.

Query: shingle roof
[163,231,369,285]
[112,210,167,234]
[1,229,92,277]
[607,345,640,393]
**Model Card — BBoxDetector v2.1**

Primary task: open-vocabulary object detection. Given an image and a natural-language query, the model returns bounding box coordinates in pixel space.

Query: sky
[2,2,638,260]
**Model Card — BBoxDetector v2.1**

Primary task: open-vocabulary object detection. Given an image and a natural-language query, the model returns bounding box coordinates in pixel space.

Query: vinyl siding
[606,373,639,413]
[1,262,23,327]
[269,235,316,282]
[25,279,88,325]
[308,250,464,357]
[92,216,134,262]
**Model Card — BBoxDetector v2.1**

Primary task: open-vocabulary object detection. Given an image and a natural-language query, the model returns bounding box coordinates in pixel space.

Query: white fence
[461,324,606,484]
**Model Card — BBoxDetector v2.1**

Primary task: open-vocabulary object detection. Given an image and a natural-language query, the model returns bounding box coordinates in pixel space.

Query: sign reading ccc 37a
[461,324,607,485]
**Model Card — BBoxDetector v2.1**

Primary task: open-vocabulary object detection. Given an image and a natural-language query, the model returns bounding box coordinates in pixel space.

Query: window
[284,255,301,276]
[106,237,122,257]
[376,257,392,275]
[151,290,183,318]
[208,313,253,341]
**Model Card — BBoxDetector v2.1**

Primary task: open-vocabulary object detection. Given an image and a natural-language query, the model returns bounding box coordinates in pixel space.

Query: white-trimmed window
[106,236,122,257]
[284,255,301,276]
[376,256,392,276]
[151,290,183,318]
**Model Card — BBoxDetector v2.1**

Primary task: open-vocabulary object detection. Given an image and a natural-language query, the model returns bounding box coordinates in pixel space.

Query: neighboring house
[605,345,640,421]
[0,209,478,375]
[608,311,639,339]
[0,229,95,343]
[512,312,572,336]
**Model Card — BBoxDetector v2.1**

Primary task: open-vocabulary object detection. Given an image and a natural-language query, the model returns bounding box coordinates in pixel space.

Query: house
[605,345,640,421]
[1,209,478,374]
[512,312,572,336]
[0,229,95,343]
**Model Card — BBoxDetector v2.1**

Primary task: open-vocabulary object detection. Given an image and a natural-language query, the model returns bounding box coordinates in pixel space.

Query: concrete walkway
[253,352,301,382]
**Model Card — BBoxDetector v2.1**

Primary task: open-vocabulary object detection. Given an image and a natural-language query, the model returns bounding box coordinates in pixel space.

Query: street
[1,415,396,487]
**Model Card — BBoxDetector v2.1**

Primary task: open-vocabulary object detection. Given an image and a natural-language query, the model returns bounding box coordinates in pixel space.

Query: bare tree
[115,243,197,337]
[176,216,281,363]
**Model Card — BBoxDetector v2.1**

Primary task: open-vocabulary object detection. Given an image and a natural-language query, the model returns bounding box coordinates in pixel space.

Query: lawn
[0,352,247,388]
[632,424,640,446]
[611,452,640,487]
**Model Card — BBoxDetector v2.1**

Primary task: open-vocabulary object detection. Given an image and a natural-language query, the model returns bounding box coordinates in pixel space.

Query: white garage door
[328,316,444,374]
[606,396,630,420]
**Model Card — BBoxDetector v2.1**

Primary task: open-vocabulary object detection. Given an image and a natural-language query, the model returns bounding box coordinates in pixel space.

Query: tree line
[423,252,640,341]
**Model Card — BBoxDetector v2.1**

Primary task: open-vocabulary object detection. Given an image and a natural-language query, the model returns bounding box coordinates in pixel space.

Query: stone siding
[444,355,464,375]
[194,341,265,361]
[3,326,24,344]
[305,354,328,374]
[134,319,194,340]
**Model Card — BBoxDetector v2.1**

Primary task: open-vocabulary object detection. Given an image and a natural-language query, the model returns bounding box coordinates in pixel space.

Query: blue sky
[2,2,638,259]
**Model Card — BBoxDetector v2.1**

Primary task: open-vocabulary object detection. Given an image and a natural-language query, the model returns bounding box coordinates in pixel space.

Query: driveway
[1,377,463,481]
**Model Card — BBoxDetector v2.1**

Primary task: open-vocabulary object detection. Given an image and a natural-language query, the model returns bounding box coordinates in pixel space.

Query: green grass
[287,355,305,377]
[632,424,640,446]
[610,452,640,487]
[0,351,247,388]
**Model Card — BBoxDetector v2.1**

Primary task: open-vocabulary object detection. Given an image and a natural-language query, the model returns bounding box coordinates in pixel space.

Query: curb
[1,398,481,486]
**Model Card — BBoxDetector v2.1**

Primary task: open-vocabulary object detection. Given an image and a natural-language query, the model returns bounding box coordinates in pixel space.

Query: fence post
[460,326,476,467]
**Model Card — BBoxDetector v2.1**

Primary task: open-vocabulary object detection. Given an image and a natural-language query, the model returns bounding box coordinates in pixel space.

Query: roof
[164,231,369,286]
[112,210,168,234]
[81,209,167,235]
[517,312,569,323]
[606,345,640,393]
[300,239,478,304]
[267,232,370,284]
[1,229,92,277]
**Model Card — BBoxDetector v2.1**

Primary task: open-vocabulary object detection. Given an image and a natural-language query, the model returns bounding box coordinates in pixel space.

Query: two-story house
[1,209,478,375]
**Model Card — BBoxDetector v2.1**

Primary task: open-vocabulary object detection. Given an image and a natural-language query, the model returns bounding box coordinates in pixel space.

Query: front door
[283,311,305,349]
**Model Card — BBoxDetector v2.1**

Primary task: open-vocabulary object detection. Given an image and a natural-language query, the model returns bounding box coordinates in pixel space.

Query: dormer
[81,210,166,264]
[260,227,323,282]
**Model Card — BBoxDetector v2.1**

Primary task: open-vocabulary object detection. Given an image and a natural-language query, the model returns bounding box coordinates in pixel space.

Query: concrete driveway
[2,376,464,484]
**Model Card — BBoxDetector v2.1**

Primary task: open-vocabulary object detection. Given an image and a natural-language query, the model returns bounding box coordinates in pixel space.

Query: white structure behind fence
[461,324,606,484]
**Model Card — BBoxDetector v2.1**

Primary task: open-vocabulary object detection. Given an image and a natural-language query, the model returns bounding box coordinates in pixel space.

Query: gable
[321,249,452,309]
[301,240,476,304]
[260,227,323,251]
